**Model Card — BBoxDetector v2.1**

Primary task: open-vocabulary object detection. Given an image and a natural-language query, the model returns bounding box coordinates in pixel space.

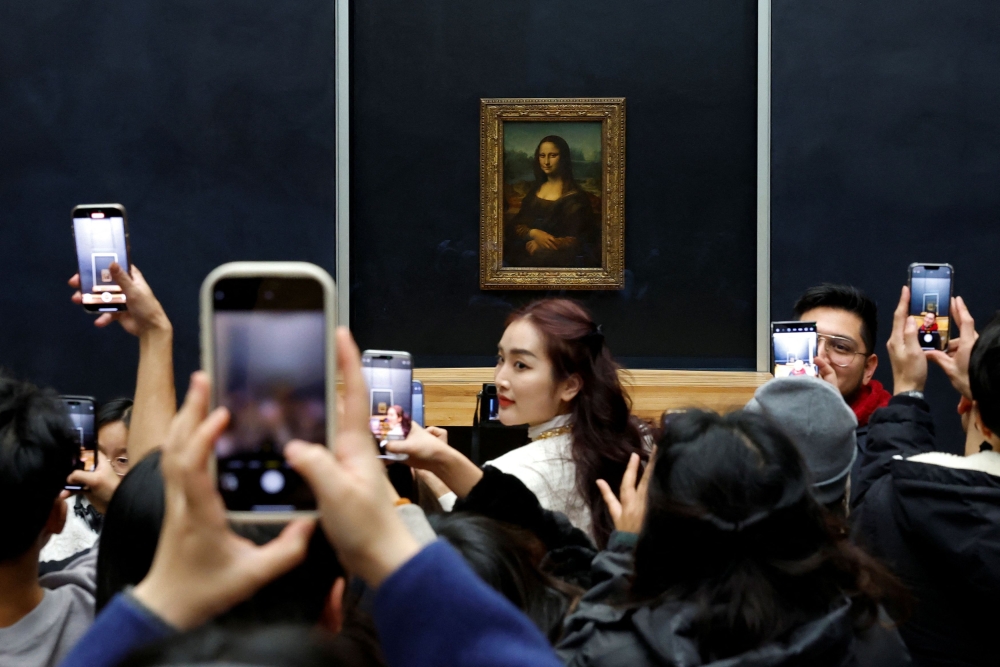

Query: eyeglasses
[108,455,129,477]
[817,334,868,367]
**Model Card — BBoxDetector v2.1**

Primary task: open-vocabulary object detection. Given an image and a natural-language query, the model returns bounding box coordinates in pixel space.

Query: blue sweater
[59,539,561,667]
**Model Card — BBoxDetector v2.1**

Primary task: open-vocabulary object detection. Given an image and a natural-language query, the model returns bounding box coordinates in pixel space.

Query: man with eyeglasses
[793,284,891,503]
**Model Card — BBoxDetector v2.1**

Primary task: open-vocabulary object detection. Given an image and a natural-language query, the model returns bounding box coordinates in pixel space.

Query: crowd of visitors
[1,264,997,667]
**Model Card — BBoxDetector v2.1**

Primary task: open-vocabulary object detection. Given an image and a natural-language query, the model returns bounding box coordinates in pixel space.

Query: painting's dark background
[771,0,1000,450]
[0,1,336,402]
[350,0,760,369]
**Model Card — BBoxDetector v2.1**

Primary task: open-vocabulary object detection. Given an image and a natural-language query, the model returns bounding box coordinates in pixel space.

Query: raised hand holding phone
[926,296,978,399]
[888,286,929,395]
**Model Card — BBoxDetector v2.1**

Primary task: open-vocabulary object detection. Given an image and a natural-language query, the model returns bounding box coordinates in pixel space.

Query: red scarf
[849,379,892,427]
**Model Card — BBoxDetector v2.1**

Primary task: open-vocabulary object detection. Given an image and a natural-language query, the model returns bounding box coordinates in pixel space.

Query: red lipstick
[498,396,515,408]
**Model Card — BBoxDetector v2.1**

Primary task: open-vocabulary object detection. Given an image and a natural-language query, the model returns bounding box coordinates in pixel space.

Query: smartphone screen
[909,264,953,351]
[772,321,818,378]
[212,277,326,512]
[72,205,130,312]
[61,396,96,491]
[361,351,413,443]
[411,380,424,428]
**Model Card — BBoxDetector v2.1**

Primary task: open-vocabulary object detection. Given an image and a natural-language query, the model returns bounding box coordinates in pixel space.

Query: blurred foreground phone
[61,395,97,491]
[201,262,336,522]
[908,263,953,351]
[771,322,818,378]
[72,204,130,313]
[361,350,413,458]
[411,380,424,428]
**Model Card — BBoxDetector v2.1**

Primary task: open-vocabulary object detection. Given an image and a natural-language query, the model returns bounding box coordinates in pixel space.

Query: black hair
[119,624,382,667]
[0,372,78,561]
[97,397,133,430]
[969,312,1000,435]
[793,284,879,354]
[631,410,909,662]
[532,135,578,191]
[427,512,581,642]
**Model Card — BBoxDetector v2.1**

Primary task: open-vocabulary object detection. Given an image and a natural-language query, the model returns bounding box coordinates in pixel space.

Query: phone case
[199,262,337,523]
[907,263,955,351]
[71,204,131,313]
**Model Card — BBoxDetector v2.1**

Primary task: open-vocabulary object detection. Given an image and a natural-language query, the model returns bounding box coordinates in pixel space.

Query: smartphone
[361,350,413,456]
[201,262,336,521]
[771,321,818,378]
[479,383,501,423]
[61,395,97,491]
[411,380,424,428]
[908,263,954,351]
[72,204,131,313]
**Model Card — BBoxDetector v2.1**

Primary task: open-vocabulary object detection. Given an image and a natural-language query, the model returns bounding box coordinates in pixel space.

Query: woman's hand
[285,328,421,588]
[131,372,314,630]
[528,229,559,250]
[927,296,978,399]
[384,423,484,498]
[66,453,121,515]
[526,240,540,255]
[596,447,657,535]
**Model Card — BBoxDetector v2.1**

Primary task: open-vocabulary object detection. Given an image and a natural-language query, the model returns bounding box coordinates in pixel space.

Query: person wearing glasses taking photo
[794,284,890,506]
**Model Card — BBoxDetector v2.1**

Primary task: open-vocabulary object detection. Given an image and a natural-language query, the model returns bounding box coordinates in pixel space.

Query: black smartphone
[411,380,424,428]
[201,262,337,521]
[479,383,501,424]
[361,350,413,448]
[771,321,818,378]
[908,263,954,351]
[72,204,131,313]
[61,395,97,491]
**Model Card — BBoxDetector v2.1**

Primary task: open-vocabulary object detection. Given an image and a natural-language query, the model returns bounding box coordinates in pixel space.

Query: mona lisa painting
[480,98,625,290]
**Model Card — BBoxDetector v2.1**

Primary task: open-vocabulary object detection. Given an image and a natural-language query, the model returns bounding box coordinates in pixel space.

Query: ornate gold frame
[479,98,626,290]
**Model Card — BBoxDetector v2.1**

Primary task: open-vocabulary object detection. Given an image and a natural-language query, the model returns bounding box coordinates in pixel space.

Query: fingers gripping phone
[908,263,954,351]
[72,204,130,313]
[201,262,337,521]
[771,322,818,378]
[61,395,97,491]
[361,350,413,458]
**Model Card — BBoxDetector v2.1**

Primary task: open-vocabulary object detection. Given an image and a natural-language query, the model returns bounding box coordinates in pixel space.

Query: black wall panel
[0,1,337,401]
[351,0,760,369]
[771,1,1000,448]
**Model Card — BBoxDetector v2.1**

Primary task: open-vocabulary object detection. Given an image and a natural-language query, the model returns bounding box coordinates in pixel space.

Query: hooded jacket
[556,533,910,667]
[851,394,1000,667]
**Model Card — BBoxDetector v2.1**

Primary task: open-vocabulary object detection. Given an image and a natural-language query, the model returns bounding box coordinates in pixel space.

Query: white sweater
[484,414,592,539]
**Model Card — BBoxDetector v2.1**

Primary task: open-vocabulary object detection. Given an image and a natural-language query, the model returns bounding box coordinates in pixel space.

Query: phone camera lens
[264,290,274,300]
[215,290,225,301]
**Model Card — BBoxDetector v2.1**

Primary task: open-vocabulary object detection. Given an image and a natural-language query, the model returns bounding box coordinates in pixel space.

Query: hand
[526,240,540,255]
[284,328,421,588]
[887,286,928,395]
[384,423,483,498]
[596,447,657,534]
[926,296,978,400]
[69,264,171,337]
[132,372,314,630]
[814,356,839,388]
[528,229,559,250]
[66,453,121,514]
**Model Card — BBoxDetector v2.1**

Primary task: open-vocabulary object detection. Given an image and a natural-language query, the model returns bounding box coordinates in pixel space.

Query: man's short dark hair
[0,372,78,560]
[793,284,879,354]
[969,313,1000,435]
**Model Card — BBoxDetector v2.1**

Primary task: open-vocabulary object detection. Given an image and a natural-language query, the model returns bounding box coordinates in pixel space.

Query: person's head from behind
[0,372,77,563]
[745,377,858,516]
[968,312,1000,451]
[428,512,579,642]
[97,397,132,477]
[497,298,644,544]
[632,409,905,661]
[794,284,879,400]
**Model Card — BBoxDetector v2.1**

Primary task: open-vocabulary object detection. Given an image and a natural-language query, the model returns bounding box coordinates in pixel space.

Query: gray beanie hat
[745,376,858,505]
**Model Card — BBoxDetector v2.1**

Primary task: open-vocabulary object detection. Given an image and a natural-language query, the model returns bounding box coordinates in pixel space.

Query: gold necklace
[533,424,573,441]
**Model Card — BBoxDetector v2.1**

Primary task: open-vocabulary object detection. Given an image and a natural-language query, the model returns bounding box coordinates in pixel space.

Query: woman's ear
[559,373,583,404]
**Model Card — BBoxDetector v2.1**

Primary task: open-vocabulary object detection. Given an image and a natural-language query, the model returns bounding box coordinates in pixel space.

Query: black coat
[556,534,910,667]
[851,395,1000,667]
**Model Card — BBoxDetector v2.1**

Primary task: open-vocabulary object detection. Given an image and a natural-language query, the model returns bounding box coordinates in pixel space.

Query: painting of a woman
[504,135,600,268]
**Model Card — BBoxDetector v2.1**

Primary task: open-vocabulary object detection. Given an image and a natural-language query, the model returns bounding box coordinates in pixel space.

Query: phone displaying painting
[480,98,625,290]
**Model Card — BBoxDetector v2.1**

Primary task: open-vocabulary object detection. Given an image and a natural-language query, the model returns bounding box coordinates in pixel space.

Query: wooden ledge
[414,368,773,426]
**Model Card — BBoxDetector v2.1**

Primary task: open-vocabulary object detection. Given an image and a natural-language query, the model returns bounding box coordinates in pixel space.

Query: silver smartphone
[908,263,954,351]
[200,262,337,522]
[361,350,412,458]
[71,204,131,313]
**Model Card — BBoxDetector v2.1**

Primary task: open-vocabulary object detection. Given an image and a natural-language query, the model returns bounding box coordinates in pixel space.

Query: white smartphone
[361,350,412,459]
[200,262,337,522]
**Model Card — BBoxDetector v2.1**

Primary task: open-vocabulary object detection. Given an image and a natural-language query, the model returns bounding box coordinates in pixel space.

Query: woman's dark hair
[631,409,910,662]
[428,512,581,642]
[507,299,646,547]
[96,450,165,610]
[97,397,133,430]
[532,135,578,190]
[969,312,1000,434]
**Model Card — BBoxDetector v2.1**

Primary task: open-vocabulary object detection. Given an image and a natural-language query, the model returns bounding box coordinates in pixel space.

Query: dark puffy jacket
[555,533,910,667]
[851,395,1000,667]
